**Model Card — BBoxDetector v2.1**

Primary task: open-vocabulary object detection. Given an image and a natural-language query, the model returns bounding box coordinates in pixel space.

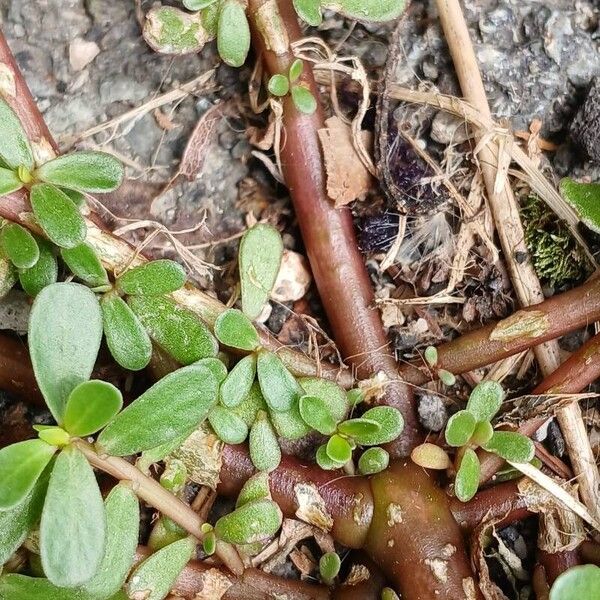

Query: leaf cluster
[268,59,317,115]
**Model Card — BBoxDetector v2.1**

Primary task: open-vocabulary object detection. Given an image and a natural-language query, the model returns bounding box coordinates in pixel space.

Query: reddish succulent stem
[399,277,600,386]
[245,0,420,457]
[537,549,581,586]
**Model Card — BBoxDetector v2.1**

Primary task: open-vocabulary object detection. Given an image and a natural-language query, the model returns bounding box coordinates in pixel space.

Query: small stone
[430,111,471,145]
[571,78,600,164]
[546,419,565,458]
[417,393,448,432]
[271,250,311,303]
[69,37,100,72]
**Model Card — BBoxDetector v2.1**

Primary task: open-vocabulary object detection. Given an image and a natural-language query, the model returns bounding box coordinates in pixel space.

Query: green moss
[521,195,588,288]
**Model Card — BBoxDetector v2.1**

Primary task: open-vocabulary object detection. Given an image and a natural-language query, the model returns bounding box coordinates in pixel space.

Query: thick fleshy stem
[245,0,420,457]
[398,277,600,386]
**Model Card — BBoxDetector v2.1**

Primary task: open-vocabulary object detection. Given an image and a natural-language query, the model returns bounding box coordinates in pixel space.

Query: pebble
[417,393,448,432]
[271,250,312,303]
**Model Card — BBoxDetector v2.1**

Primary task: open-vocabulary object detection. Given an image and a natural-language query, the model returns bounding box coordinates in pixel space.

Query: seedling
[424,345,456,386]
[268,59,317,114]
[319,551,341,585]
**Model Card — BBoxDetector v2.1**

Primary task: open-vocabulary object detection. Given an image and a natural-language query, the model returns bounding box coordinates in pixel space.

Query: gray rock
[417,393,448,432]
[99,74,151,104]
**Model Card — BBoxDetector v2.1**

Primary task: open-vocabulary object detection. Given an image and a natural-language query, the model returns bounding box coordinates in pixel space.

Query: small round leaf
[0,223,39,269]
[60,243,108,287]
[466,381,504,422]
[445,410,476,447]
[337,417,381,439]
[482,431,535,463]
[319,551,341,584]
[291,84,317,114]
[30,183,86,249]
[101,294,153,372]
[217,0,250,67]
[249,410,281,472]
[117,259,186,296]
[63,379,123,437]
[352,406,404,446]
[19,238,58,297]
[0,98,34,170]
[326,434,352,464]
[299,395,336,435]
[215,499,282,544]
[424,345,438,367]
[220,354,257,408]
[0,440,56,509]
[268,74,290,97]
[214,308,260,351]
[454,448,480,502]
[324,0,406,23]
[470,420,494,446]
[36,151,124,193]
[257,350,304,412]
[236,471,271,508]
[357,447,389,475]
[209,405,249,444]
[438,369,456,386]
[316,444,345,470]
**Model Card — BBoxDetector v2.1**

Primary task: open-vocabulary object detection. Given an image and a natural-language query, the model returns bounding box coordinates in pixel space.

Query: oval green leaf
[249,410,281,472]
[239,223,283,320]
[217,0,250,67]
[560,178,600,233]
[268,74,290,97]
[291,84,317,114]
[236,471,271,508]
[36,151,124,193]
[0,223,39,269]
[196,356,228,384]
[40,445,106,587]
[231,381,268,427]
[30,183,86,249]
[357,446,389,475]
[483,431,535,463]
[257,349,304,412]
[0,98,34,170]
[29,282,103,422]
[300,377,349,424]
[299,395,336,435]
[63,379,123,437]
[353,406,404,446]
[126,537,196,600]
[445,409,477,448]
[101,294,153,371]
[316,444,345,470]
[470,420,494,446]
[116,259,186,296]
[454,447,480,502]
[324,0,406,23]
[184,0,218,9]
[128,295,218,365]
[19,238,58,297]
[326,434,352,464]
[466,380,504,422]
[337,417,381,439]
[319,551,341,583]
[0,439,55,509]
[209,405,249,444]
[214,308,260,351]
[0,166,23,196]
[61,242,108,287]
[0,575,92,600]
[220,354,256,408]
[550,564,600,600]
[83,483,140,598]
[97,364,219,456]
[215,499,282,544]
[293,0,322,26]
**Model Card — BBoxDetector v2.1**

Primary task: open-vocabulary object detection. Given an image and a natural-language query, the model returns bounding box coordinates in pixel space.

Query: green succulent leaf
[203,530,217,556]
[236,471,271,508]
[126,537,196,600]
[217,0,251,67]
[549,564,600,600]
[0,254,17,298]
[346,388,364,406]
[326,434,352,464]
[215,499,282,544]
[239,223,283,320]
[424,345,438,367]
[29,283,103,422]
[101,294,153,372]
[36,425,70,447]
[289,59,304,82]
[351,406,404,446]
[0,98,34,170]
[19,238,58,297]
[438,369,456,386]
[316,444,345,470]
[30,183,86,249]
[483,431,535,463]
[60,243,108,288]
[220,354,256,408]
[257,350,304,412]
[323,0,406,23]
[61,188,87,209]
[337,417,381,439]
[560,178,600,233]
[293,0,322,26]
[291,84,317,114]
[249,410,281,472]
[214,308,260,351]
[209,405,249,444]
[268,74,290,97]
[466,381,504,422]
[0,223,39,269]
[319,551,341,584]
[269,401,310,440]
[0,439,55,510]
[231,381,268,428]
[36,151,124,194]
[97,364,218,456]
[299,377,349,424]
[357,446,389,475]
[0,575,96,600]
[0,166,23,196]
[298,394,336,435]
[196,356,228,384]
[454,447,480,502]
[116,259,186,296]
[183,0,218,9]
[445,410,477,448]
[63,379,123,437]
[41,445,106,587]
[128,295,218,365]
[201,1,220,35]
[470,420,494,446]
[0,465,50,564]
[83,483,140,598]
